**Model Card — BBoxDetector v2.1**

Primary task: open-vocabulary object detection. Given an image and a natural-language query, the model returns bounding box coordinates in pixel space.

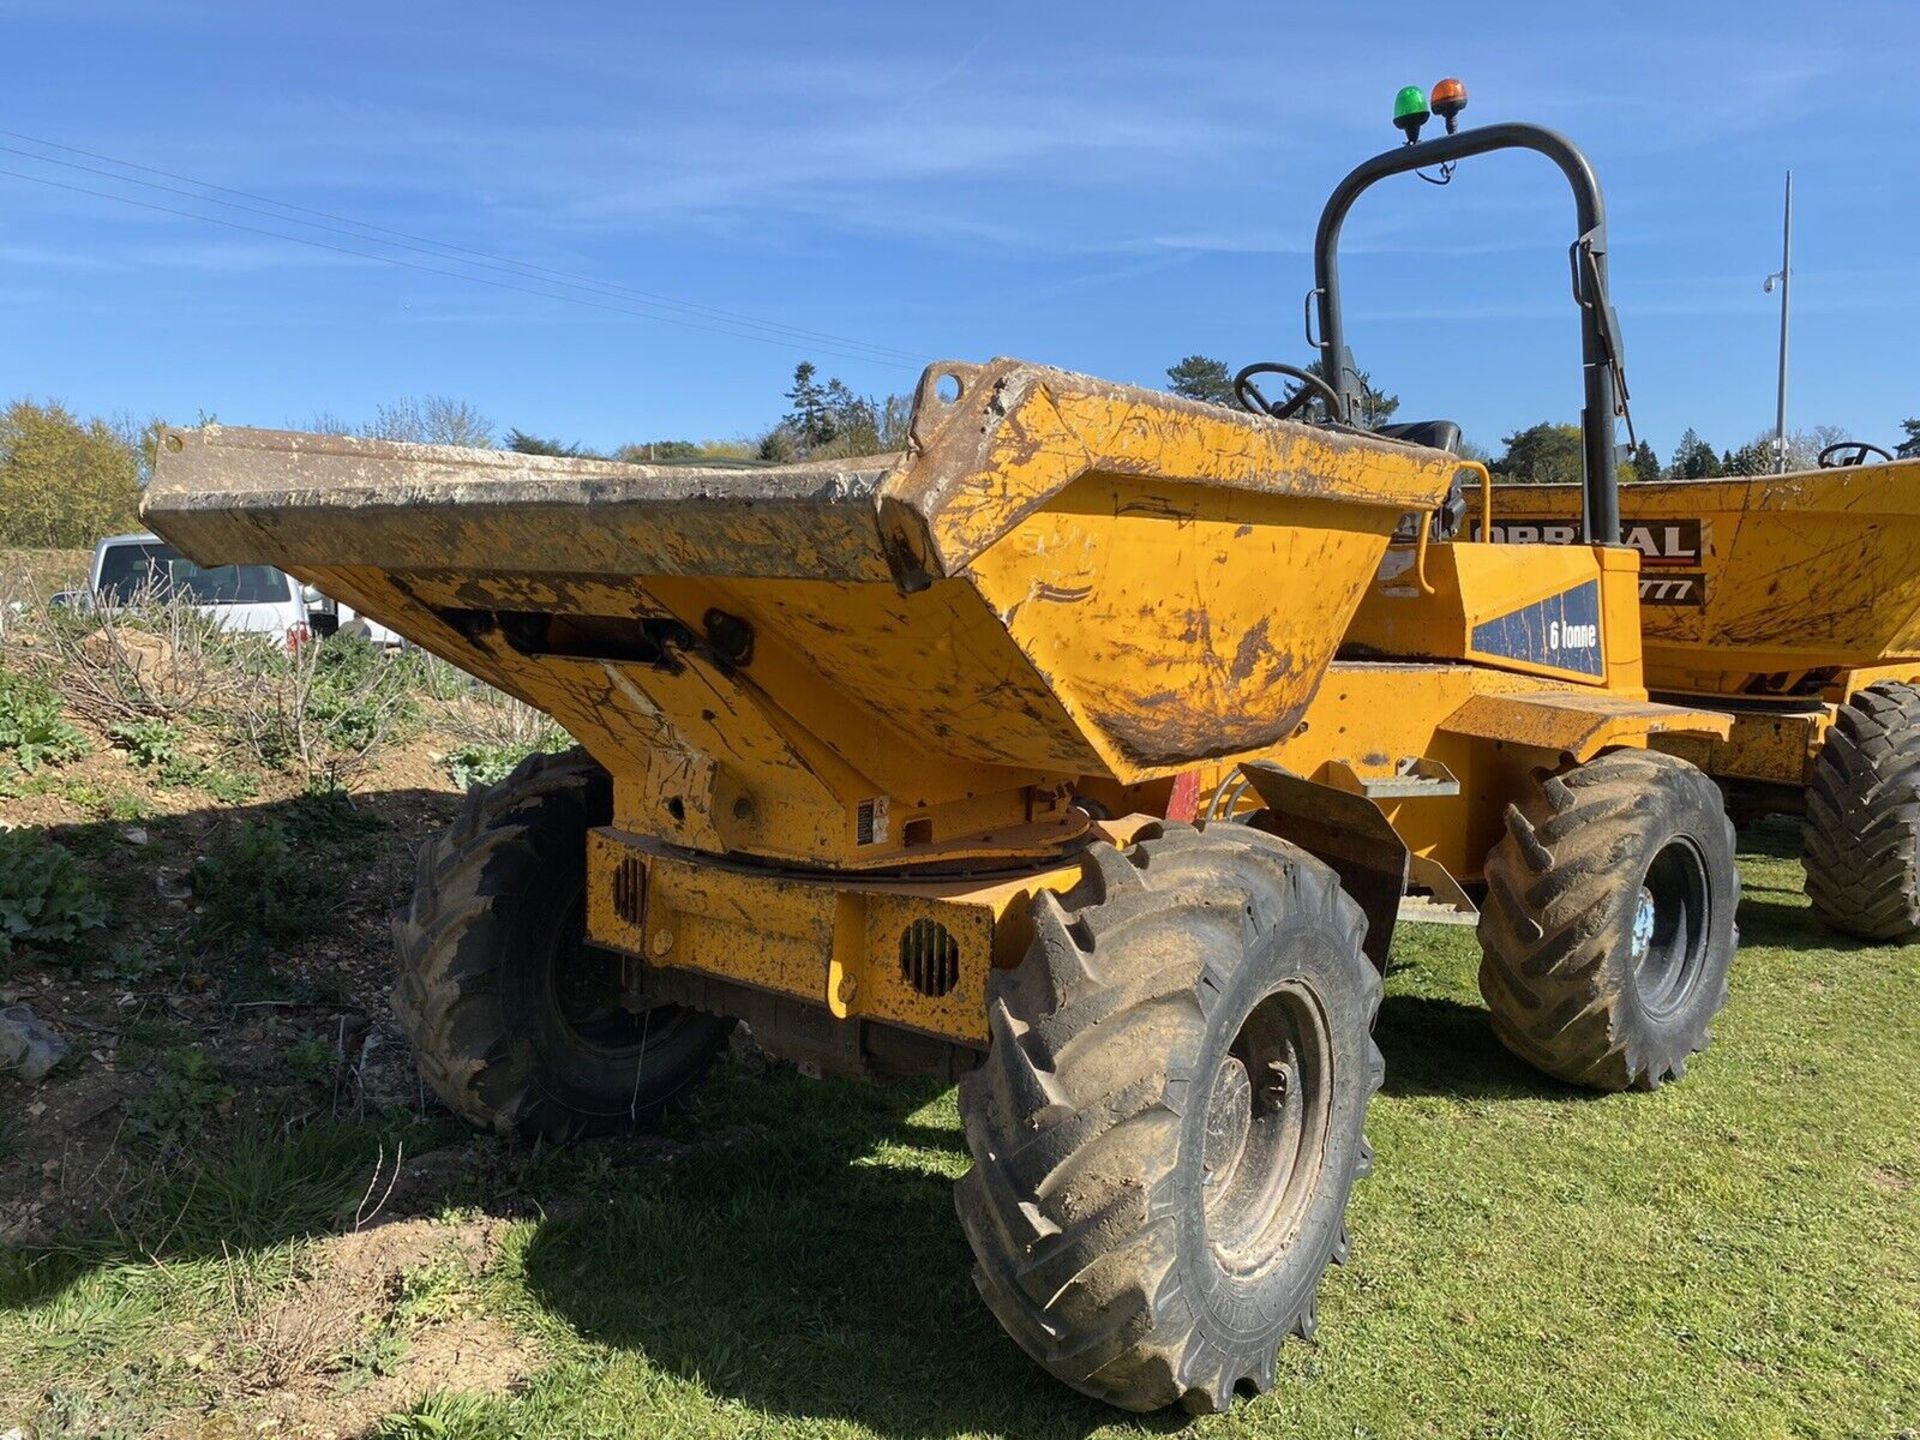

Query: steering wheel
[1818,441,1894,468]
[1234,362,1344,422]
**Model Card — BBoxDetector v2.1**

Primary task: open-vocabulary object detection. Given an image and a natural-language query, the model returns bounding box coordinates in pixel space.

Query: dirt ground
[169,1213,538,1440]
[0,722,469,1245]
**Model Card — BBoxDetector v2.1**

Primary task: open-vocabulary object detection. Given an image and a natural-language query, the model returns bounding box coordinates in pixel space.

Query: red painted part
[1165,770,1202,823]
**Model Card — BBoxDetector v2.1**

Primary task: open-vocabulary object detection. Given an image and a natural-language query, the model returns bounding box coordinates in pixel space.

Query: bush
[24,589,253,753]
[0,668,89,771]
[0,827,110,965]
[282,790,385,845]
[437,685,571,793]
[102,788,153,822]
[306,635,419,753]
[285,1036,338,1085]
[190,821,336,952]
[108,715,256,798]
[126,1046,232,1148]
[370,1393,501,1440]
[191,766,259,803]
[223,633,420,790]
[446,737,566,791]
[429,664,565,752]
[109,717,184,770]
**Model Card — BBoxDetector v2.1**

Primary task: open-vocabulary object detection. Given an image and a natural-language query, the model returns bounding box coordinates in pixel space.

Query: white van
[303,589,405,648]
[78,532,311,648]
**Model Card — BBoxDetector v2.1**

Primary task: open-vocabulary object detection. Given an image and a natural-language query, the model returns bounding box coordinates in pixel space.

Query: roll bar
[1311,123,1628,546]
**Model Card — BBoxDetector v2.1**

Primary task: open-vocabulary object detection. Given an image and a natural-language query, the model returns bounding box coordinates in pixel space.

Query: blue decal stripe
[1469,581,1605,677]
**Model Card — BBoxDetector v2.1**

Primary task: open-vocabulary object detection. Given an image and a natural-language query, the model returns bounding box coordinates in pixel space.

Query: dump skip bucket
[147,358,1461,865]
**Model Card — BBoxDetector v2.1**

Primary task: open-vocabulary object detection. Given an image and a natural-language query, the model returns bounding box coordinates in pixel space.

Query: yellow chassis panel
[1650,661,1920,791]
[587,829,1084,1045]
[1219,658,1729,887]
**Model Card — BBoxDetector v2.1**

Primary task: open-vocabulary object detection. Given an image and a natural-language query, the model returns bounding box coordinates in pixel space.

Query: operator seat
[1376,420,1467,540]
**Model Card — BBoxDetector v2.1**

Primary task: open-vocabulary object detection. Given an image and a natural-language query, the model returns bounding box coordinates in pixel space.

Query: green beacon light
[1392,85,1430,144]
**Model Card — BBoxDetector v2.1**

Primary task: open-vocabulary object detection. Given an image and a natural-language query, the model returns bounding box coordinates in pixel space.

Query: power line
[0,135,925,372]
[0,140,917,364]
[0,164,911,372]
[0,127,909,352]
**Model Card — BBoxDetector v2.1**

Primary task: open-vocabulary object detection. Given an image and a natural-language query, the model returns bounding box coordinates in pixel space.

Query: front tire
[393,748,732,1139]
[1478,749,1738,1091]
[955,823,1382,1413]
[1802,682,1920,941]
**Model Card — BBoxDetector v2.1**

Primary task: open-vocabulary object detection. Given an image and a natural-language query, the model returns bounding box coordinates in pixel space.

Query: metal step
[1345,756,1462,799]
[1397,852,1480,926]
[1397,894,1480,926]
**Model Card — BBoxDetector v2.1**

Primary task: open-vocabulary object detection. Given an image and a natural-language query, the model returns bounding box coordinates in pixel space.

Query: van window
[97,542,292,606]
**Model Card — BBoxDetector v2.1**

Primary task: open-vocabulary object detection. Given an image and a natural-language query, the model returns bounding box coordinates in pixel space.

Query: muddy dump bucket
[145,357,1459,866]
[1481,462,1920,690]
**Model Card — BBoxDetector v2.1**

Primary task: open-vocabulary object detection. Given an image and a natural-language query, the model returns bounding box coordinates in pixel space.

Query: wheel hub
[1630,886,1656,964]
[1202,1056,1254,1196]
[1201,986,1334,1276]
[1633,838,1711,1019]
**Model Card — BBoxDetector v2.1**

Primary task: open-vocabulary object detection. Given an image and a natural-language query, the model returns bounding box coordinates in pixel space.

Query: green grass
[2,831,1916,1437]
[0,1120,447,1435]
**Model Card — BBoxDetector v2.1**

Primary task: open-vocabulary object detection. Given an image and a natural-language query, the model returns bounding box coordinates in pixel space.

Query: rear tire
[1478,749,1738,1091]
[1803,682,1920,941]
[954,823,1382,1413]
[393,748,732,1138]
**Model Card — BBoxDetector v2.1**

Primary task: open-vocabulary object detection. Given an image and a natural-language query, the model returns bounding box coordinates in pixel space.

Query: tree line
[1164,353,1919,483]
[325,364,914,464]
[470,363,911,464]
[1495,421,1871,483]
[0,362,915,549]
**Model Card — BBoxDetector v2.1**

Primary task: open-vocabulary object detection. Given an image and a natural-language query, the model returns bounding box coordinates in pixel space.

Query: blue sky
[1,1,1913,459]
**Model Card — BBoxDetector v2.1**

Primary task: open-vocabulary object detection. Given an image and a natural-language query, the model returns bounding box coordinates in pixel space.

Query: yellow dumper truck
[1485,447,1920,940]
[144,96,1742,1412]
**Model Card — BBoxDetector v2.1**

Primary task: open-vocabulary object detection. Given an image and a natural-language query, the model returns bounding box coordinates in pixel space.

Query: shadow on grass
[1733,895,1872,951]
[1,787,464,1297]
[1372,993,1591,1102]
[9,788,1650,1434]
[0,1114,460,1303]
[1724,819,1881,951]
[515,1064,1171,1440]
[1,1057,1159,1439]
[1735,815,1805,862]
[21,784,461,998]
[509,994,1594,1432]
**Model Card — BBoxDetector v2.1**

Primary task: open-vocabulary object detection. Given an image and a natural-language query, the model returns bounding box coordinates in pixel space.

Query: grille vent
[898,919,960,998]
[612,855,645,925]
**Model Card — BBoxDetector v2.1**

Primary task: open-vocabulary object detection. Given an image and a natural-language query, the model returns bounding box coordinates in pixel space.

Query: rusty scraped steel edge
[143,357,1463,597]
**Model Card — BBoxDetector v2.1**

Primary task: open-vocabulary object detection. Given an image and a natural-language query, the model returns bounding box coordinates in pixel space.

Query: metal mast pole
[1773,171,1792,473]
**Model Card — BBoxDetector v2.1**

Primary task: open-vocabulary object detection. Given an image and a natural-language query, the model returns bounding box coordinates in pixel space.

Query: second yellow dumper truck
[1486,446,1920,940]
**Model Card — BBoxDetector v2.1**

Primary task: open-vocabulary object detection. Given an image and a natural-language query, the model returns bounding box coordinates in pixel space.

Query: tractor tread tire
[1803,682,1920,941]
[955,822,1381,1414]
[393,747,728,1138]
[1478,749,1738,1092]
